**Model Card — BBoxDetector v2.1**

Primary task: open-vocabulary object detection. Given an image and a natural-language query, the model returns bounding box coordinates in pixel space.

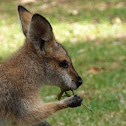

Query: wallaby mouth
[60,76,83,92]
[57,78,83,100]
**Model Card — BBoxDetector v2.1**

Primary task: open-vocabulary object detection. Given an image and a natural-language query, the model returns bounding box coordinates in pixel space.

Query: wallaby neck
[1,39,46,87]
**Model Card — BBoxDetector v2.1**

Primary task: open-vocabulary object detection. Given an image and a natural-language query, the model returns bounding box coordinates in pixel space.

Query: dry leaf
[88,67,105,74]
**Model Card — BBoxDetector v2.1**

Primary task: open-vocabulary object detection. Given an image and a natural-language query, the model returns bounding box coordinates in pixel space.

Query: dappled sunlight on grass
[53,21,126,43]
[1,19,126,61]
[0,22,24,60]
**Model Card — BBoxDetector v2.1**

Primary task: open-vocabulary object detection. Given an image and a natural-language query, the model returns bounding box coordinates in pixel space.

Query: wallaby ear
[28,14,54,54]
[18,6,33,36]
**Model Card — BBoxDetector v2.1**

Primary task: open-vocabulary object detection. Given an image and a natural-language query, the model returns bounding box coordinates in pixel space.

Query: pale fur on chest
[0,119,18,126]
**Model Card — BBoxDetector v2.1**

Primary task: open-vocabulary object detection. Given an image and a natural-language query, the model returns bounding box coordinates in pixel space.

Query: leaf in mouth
[57,89,92,112]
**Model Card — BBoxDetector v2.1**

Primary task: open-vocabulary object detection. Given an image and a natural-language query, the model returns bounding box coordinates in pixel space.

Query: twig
[81,103,92,112]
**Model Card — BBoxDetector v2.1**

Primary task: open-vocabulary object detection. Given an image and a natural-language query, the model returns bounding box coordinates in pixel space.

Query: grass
[0,0,126,125]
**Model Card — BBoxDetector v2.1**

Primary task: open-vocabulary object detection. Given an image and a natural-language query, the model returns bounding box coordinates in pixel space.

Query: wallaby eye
[59,60,68,68]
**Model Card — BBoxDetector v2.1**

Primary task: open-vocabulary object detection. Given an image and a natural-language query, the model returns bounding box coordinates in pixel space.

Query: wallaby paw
[63,95,83,108]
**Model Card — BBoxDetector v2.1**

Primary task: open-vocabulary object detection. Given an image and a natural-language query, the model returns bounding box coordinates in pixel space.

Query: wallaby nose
[76,76,83,87]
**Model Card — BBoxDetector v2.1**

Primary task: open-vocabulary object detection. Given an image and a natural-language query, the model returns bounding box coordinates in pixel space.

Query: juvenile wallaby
[0,6,83,126]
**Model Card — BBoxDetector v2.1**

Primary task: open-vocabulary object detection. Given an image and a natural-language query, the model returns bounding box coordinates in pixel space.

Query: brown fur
[0,6,83,126]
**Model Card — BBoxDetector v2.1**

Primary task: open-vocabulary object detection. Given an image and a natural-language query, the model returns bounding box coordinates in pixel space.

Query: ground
[0,0,126,125]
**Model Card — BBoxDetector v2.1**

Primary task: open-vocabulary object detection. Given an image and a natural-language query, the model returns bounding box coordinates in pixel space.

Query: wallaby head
[18,6,82,90]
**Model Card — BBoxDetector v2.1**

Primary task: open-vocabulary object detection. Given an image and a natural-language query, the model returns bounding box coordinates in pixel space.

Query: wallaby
[0,6,83,126]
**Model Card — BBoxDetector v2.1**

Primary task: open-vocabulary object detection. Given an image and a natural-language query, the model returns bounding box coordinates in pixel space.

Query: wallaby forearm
[19,101,67,126]
[18,95,82,126]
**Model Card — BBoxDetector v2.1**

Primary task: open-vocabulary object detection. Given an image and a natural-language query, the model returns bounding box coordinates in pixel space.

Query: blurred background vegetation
[0,0,126,125]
